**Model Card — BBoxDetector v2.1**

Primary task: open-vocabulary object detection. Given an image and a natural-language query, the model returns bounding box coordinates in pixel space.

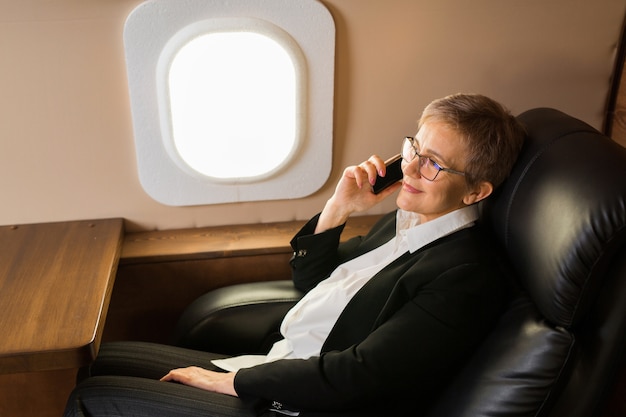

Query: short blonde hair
[419,93,525,189]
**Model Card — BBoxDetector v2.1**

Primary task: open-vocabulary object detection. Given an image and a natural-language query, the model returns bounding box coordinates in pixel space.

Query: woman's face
[396,120,482,223]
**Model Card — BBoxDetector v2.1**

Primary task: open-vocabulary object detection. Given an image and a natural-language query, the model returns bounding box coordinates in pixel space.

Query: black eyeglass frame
[402,136,466,181]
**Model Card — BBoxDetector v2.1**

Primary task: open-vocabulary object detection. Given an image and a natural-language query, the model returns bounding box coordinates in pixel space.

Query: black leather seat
[174,108,626,417]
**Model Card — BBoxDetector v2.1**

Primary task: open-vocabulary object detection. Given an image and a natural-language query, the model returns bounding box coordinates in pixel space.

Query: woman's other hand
[161,367,238,397]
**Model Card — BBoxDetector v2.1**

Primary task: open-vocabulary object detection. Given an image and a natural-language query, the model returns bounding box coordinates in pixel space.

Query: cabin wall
[4,0,624,319]
[1,0,625,233]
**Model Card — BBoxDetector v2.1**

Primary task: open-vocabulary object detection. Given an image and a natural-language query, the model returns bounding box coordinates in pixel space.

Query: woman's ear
[463,181,493,205]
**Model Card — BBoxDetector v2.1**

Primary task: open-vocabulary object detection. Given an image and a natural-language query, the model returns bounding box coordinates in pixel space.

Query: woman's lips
[402,181,421,194]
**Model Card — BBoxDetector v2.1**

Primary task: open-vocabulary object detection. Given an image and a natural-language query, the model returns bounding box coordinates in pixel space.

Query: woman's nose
[402,158,422,178]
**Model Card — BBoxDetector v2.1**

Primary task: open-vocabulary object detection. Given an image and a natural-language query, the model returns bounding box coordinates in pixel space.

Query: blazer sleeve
[234,260,506,413]
[289,213,359,292]
[289,212,396,292]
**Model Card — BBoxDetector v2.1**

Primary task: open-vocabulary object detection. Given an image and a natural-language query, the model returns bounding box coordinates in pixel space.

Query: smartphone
[372,154,403,194]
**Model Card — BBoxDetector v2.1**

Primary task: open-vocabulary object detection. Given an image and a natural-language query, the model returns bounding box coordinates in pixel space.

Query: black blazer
[235,211,511,415]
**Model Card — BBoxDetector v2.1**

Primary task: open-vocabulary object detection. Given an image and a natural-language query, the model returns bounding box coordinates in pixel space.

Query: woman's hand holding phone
[315,154,403,234]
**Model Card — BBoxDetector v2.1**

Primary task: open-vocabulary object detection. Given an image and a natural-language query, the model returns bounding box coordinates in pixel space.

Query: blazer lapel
[321,251,416,353]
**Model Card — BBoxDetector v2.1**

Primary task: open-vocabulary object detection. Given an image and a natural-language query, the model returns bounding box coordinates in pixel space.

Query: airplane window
[167,31,300,180]
[124,0,334,205]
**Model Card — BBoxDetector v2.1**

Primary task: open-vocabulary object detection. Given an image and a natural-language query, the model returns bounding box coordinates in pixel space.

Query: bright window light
[168,32,297,179]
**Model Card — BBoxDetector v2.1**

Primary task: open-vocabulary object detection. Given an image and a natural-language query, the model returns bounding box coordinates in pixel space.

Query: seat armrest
[173,280,304,355]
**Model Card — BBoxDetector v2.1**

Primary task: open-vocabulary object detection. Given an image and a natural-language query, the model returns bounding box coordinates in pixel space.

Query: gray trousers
[63,341,261,417]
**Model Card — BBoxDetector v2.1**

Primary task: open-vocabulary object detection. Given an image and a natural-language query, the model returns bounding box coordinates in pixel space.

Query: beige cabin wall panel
[0,0,624,231]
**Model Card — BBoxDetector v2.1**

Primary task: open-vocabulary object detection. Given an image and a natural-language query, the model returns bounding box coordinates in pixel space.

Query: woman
[64,93,525,416]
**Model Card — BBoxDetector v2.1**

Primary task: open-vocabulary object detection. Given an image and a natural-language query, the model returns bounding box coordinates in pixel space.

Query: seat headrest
[481,108,626,328]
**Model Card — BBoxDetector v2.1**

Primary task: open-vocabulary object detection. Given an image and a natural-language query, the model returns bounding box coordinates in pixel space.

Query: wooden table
[0,219,124,374]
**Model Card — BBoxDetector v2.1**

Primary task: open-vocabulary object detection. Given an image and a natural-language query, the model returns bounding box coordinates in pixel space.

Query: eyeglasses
[401,136,466,181]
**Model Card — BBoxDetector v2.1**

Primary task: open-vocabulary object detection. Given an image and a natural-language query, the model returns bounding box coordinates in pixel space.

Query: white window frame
[123,0,335,206]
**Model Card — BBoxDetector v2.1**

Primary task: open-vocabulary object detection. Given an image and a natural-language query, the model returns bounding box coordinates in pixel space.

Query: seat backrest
[425,108,626,417]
